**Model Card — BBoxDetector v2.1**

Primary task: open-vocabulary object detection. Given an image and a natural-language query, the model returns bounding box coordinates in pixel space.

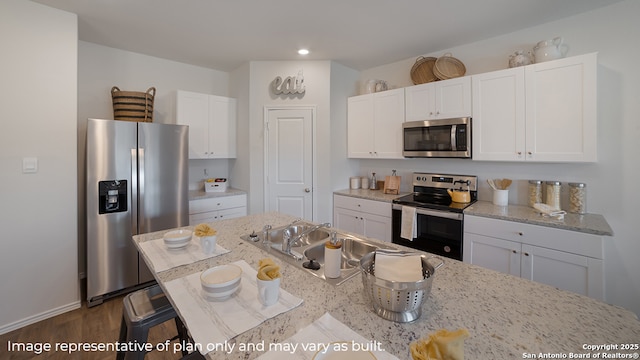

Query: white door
[265,107,314,219]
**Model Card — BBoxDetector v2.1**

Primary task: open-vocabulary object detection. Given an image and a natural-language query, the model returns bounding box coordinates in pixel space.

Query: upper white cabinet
[471,67,526,161]
[405,76,471,121]
[347,88,404,158]
[472,53,597,162]
[463,215,604,300]
[176,90,237,159]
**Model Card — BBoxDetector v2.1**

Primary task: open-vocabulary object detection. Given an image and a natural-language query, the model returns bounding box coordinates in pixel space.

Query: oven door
[392,204,463,260]
[402,118,471,158]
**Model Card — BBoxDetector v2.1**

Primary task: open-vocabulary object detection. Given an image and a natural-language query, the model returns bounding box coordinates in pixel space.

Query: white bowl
[200,264,242,300]
[163,229,192,249]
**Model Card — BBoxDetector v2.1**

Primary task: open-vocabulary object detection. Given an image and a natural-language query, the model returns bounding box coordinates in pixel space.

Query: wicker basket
[111,86,155,122]
[410,56,438,85]
[433,53,466,80]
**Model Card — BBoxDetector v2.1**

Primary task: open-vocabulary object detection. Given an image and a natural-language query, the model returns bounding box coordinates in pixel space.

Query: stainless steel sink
[303,238,379,270]
[240,222,394,285]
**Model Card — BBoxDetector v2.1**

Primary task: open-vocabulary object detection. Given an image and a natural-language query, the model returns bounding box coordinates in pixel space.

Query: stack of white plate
[163,229,192,249]
[200,264,242,301]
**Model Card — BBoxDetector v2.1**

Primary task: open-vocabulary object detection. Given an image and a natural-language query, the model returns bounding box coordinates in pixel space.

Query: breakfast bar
[133,212,640,359]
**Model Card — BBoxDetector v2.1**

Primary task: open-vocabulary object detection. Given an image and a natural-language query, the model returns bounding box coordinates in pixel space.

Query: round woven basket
[410,56,438,85]
[111,86,155,122]
[433,53,466,80]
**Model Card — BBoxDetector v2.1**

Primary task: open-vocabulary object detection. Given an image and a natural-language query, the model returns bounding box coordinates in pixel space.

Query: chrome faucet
[282,222,331,256]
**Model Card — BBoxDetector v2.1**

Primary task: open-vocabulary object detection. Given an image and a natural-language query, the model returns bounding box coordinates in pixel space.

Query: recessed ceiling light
[298,49,309,55]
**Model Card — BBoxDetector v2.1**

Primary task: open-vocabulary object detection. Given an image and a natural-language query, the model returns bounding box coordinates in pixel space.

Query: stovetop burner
[392,172,478,213]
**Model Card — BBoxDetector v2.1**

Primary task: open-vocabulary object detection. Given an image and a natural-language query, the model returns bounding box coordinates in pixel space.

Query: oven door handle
[393,204,463,220]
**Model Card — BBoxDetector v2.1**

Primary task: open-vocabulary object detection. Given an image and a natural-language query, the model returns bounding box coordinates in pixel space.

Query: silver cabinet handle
[304,188,311,193]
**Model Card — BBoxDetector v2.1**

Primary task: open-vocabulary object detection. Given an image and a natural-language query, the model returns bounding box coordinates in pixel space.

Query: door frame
[263,105,318,221]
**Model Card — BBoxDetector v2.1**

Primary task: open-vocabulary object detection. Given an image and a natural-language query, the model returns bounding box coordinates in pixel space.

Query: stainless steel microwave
[403,117,471,158]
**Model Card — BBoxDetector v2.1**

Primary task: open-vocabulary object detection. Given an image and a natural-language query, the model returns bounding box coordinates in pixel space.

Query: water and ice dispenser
[98,180,128,214]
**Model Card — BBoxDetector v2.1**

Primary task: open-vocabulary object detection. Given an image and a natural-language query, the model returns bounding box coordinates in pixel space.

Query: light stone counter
[334,188,409,203]
[133,212,637,360]
[188,188,247,201]
[465,200,614,236]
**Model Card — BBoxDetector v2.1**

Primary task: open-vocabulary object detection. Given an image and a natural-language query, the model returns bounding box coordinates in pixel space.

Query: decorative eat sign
[271,69,305,95]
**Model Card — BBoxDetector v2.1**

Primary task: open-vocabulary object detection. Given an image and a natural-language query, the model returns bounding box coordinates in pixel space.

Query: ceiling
[34,0,618,72]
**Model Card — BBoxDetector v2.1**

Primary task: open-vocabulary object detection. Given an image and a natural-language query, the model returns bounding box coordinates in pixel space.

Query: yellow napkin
[410,328,469,360]
[257,258,281,280]
[194,223,217,237]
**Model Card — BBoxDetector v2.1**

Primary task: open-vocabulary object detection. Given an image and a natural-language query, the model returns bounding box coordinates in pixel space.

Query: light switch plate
[23,157,38,173]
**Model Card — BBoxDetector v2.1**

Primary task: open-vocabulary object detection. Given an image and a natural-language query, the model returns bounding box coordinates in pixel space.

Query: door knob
[304,188,311,193]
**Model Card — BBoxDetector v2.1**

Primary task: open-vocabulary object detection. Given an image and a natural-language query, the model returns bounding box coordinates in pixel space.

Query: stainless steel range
[392,172,478,260]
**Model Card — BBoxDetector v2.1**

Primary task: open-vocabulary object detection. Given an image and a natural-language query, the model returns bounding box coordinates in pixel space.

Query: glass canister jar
[545,181,561,210]
[528,180,543,207]
[569,182,587,214]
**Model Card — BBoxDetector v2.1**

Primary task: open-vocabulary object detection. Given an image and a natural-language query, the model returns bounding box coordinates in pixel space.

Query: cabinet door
[521,244,604,300]
[217,206,246,221]
[333,207,365,235]
[435,76,471,118]
[525,53,597,162]
[362,212,392,242]
[189,211,218,225]
[463,233,521,276]
[347,94,375,158]
[208,95,237,158]
[472,68,525,161]
[176,90,210,159]
[405,83,436,121]
[373,88,404,158]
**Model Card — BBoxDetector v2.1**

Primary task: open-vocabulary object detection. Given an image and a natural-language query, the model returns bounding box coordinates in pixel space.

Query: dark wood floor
[0,294,185,360]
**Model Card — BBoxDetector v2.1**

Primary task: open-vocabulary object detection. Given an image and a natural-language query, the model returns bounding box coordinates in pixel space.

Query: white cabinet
[405,76,471,121]
[463,215,604,300]
[472,53,597,162]
[471,67,525,161]
[176,90,237,159]
[333,194,392,242]
[347,88,404,158]
[188,194,246,225]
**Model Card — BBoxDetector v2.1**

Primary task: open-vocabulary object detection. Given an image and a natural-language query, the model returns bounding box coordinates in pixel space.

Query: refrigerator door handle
[131,148,138,236]
[138,148,145,234]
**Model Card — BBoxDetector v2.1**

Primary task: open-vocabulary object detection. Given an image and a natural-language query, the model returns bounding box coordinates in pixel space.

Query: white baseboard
[0,301,82,335]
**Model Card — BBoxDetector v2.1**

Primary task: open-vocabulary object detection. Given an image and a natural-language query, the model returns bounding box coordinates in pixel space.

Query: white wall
[0,0,80,334]
[358,0,640,315]
[77,42,232,277]
[232,61,335,222]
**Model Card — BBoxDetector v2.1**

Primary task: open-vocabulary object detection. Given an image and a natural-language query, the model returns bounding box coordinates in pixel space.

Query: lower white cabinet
[463,215,604,300]
[333,194,392,242]
[189,194,247,225]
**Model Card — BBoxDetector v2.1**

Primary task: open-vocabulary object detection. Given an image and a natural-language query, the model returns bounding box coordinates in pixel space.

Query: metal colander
[360,251,444,323]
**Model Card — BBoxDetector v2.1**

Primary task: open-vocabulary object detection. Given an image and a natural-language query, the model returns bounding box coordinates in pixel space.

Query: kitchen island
[133,212,640,360]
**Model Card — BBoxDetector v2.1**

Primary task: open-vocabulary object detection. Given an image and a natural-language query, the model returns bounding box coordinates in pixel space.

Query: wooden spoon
[502,179,512,189]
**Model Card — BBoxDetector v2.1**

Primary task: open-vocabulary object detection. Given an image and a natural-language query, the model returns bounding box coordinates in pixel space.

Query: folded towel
[533,203,566,220]
[410,328,470,360]
[374,250,424,282]
[401,206,417,241]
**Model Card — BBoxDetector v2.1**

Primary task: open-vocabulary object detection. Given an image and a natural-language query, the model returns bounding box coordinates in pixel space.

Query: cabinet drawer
[464,215,603,259]
[189,194,247,214]
[333,194,391,217]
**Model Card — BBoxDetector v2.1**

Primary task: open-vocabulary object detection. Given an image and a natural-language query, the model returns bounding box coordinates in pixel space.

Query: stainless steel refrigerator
[86,118,189,306]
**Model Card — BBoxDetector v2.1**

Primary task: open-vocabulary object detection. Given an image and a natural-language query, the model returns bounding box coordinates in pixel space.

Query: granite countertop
[189,188,247,201]
[465,200,614,236]
[334,188,409,203]
[134,212,638,359]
